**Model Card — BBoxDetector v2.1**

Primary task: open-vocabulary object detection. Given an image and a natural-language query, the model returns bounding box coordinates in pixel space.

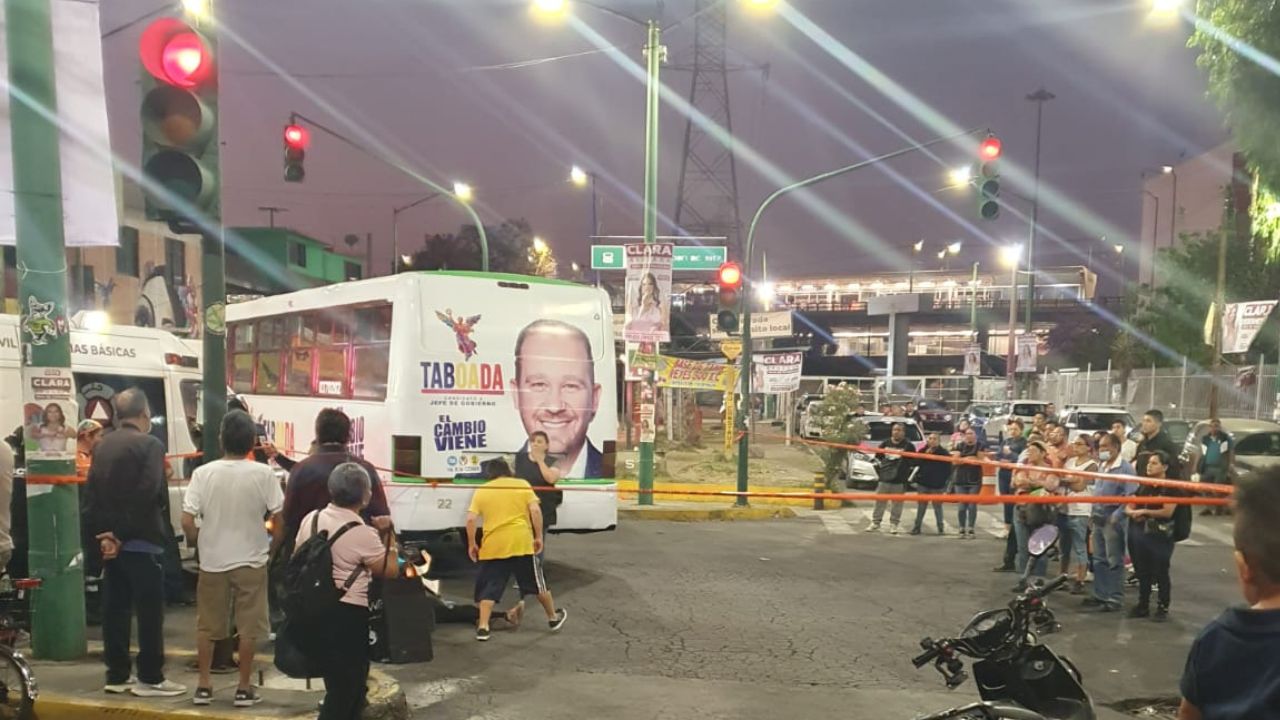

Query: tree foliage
[808,383,868,486]
[1190,0,1280,197]
[402,219,559,277]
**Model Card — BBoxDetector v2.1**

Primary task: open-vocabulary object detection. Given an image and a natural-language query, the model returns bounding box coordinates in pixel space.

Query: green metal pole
[970,262,979,332]
[6,0,87,659]
[197,5,226,464]
[735,129,979,504]
[637,19,661,506]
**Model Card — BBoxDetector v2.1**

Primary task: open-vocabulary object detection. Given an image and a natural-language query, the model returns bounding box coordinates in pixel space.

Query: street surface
[392,504,1240,719]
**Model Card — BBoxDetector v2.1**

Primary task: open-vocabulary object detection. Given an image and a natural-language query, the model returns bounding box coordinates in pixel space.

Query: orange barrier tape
[26,474,83,486]
[770,433,1233,496]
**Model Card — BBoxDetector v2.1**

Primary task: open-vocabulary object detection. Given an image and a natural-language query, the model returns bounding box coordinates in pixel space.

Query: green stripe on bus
[423,270,580,288]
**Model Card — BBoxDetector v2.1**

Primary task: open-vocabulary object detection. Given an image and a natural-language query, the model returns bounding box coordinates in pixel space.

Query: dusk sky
[100,0,1227,282]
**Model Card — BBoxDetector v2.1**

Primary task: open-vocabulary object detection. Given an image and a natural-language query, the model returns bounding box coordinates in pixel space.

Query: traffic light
[716,261,743,334]
[139,16,219,230]
[284,123,308,182]
[977,135,1001,221]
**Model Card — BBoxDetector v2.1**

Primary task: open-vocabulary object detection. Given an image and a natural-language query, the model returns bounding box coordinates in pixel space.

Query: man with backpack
[181,410,284,707]
[288,463,400,720]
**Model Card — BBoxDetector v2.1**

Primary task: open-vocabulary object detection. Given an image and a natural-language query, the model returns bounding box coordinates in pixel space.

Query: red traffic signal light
[979,136,1002,161]
[717,261,743,289]
[140,18,214,89]
[284,124,309,149]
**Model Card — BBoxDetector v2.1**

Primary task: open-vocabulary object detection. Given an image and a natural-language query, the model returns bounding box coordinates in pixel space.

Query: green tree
[807,384,868,491]
[403,219,559,276]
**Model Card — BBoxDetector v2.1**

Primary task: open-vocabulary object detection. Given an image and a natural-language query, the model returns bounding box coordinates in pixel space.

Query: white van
[0,314,203,539]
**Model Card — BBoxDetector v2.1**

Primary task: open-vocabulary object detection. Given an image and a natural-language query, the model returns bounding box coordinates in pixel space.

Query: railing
[657,296,1127,315]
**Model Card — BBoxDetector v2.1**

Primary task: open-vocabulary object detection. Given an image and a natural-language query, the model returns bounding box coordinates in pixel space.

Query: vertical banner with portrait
[1015,335,1038,373]
[623,243,673,343]
[963,344,981,377]
[752,352,803,394]
[637,341,658,443]
[22,366,78,465]
[1221,300,1278,354]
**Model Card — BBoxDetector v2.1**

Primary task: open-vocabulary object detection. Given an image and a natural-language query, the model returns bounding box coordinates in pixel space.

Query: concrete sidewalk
[29,606,408,720]
[619,501,796,521]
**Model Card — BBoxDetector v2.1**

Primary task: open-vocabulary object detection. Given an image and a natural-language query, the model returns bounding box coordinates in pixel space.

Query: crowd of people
[866,408,1203,621]
[68,387,568,717]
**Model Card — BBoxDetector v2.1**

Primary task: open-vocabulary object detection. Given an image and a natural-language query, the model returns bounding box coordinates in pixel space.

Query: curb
[32,649,408,720]
[616,480,816,507]
[619,505,796,522]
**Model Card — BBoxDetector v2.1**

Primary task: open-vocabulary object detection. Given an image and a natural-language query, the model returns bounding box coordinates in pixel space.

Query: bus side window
[256,318,284,394]
[314,312,348,397]
[230,322,255,393]
[351,305,391,400]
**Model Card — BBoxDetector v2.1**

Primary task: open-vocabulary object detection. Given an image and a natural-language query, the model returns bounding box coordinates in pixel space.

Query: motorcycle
[910,575,1093,720]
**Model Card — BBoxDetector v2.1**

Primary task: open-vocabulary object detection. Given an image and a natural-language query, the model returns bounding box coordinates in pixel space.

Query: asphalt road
[391,505,1241,720]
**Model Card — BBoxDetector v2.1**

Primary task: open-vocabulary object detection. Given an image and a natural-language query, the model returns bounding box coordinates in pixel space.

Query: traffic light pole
[735,130,979,505]
[5,0,87,659]
[637,19,662,506]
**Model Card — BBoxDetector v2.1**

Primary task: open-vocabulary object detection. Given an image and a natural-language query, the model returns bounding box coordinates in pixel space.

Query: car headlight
[850,451,873,462]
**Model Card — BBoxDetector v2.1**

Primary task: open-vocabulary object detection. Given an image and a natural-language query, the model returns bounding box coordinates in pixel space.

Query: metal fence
[796,375,976,411]
[1027,360,1279,422]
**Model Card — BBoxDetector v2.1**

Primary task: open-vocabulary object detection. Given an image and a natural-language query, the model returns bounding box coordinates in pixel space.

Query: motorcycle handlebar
[1025,575,1070,600]
[912,639,941,668]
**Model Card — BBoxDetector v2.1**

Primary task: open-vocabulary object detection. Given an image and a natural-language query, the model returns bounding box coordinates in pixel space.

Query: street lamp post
[909,240,923,292]
[734,129,981,504]
[1142,188,1160,285]
[1163,164,1178,258]
[1000,244,1023,401]
[572,165,600,284]
[391,181,473,273]
[1025,87,1055,333]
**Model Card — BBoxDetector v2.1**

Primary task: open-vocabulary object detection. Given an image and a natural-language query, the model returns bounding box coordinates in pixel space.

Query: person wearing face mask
[1083,432,1136,612]
[1126,450,1179,621]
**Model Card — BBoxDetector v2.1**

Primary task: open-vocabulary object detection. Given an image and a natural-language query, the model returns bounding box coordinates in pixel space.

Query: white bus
[0,314,203,539]
[224,271,619,545]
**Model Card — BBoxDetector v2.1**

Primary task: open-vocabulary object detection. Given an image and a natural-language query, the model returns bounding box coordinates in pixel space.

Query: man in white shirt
[182,410,284,708]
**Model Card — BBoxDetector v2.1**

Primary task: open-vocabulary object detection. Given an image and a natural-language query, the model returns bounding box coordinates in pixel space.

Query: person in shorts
[1179,466,1280,719]
[181,410,284,707]
[465,458,567,642]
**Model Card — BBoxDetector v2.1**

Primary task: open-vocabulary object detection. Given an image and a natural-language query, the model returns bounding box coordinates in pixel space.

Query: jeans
[1130,527,1174,609]
[320,603,371,720]
[1014,517,1048,577]
[871,482,905,526]
[1065,516,1089,570]
[1090,516,1126,605]
[913,490,945,532]
[102,551,167,685]
[997,472,1014,524]
[954,485,980,531]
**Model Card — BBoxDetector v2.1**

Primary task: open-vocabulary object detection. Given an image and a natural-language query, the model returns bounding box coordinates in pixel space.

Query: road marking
[819,513,857,535]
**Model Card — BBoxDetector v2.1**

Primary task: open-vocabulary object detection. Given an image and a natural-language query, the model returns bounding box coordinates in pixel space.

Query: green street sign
[591,244,727,271]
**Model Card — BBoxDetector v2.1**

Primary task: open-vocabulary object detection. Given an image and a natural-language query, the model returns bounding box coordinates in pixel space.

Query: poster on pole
[623,243,673,343]
[963,344,981,377]
[1015,335,1038,373]
[1221,300,1278,354]
[0,0,120,247]
[22,366,77,463]
[752,351,803,393]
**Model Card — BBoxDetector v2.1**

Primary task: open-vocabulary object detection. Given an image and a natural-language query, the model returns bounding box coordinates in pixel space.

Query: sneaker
[104,678,136,694]
[549,608,568,632]
[865,522,881,533]
[889,524,901,535]
[992,564,1015,573]
[909,527,921,536]
[476,627,491,642]
[1127,605,1150,619]
[234,688,263,707]
[1080,596,1103,608]
[1069,581,1086,595]
[193,688,213,706]
[133,680,187,698]
[1099,602,1121,613]
[1153,606,1169,623]
[936,526,946,535]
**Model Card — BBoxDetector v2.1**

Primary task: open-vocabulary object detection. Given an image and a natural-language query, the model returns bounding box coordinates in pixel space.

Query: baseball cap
[77,419,103,436]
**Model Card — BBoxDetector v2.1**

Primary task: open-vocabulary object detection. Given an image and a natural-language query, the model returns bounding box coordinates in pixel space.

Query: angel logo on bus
[436,309,481,360]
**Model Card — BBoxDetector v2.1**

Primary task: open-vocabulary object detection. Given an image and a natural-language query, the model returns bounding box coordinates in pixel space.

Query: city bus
[224,271,619,546]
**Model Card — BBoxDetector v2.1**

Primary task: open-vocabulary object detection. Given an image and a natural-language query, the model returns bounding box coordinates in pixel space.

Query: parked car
[986,400,1052,440]
[1179,418,1280,482]
[961,403,1003,433]
[801,400,825,439]
[1163,419,1192,447]
[794,393,824,433]
[1059,406,1135,442]
[912,398,955,433]
[845,416,926,489]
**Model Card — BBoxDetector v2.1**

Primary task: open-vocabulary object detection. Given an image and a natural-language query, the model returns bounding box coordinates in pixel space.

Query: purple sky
[101,0,1227,284]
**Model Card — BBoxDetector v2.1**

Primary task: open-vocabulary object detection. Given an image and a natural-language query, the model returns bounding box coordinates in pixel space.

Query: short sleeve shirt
[183,458,284,572]
[468,478,538,561]
[1181,607,1280,717]
[293,505,386,607]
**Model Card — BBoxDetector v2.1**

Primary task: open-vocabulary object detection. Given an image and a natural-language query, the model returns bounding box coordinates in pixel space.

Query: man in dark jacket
[868,423,917,534]
[84,388,186,697]
[911,432,952,535]
[1135,409,1181,479]
[281,408,391,540]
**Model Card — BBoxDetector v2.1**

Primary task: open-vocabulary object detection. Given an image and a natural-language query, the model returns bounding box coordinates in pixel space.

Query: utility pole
[637,18,664,506]
[258,205,288,228]
[6,0,87,658]
[1024,87,1054,333]
[1208,207,1229,419]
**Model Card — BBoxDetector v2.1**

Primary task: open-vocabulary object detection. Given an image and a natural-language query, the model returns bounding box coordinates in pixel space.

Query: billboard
[753,351,803,393]
[1221,300,1278,354]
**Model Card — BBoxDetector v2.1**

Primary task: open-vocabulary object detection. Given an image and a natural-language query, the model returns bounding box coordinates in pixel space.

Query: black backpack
[1173,500,1193,543]
[282,512,365,630]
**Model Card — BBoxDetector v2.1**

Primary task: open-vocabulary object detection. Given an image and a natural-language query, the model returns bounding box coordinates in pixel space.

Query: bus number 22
[437,498,453,510]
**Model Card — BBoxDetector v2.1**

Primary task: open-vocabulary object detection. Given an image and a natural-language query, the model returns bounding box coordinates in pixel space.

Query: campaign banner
[752,351,803,394]
[1221,300,1278,354]
[640,354,738,391]
[623,243,673,343]
[1015,335,1038,373]
[0,0,120,247]
[23,366,77,463]
[963,344,981,377]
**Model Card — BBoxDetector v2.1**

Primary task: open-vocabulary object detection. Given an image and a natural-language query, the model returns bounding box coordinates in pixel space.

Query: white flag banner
[1015,335,1038,373]
[0,0,120,247]
[963,344,981,376]
[1221,300,1278,354]
[752,351,803,394]
[623,243,673,343]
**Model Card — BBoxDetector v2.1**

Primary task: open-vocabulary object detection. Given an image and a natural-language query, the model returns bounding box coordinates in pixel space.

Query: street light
[1150,0,1184,17]
[453,181,474,203]
[570,165,589,187]
[948,166,971,187]
[532,0,568,15]
[909,240,924,292]
[181,0,209,17]
[533,236,549,254]
[392,180,475,273]
[947,241,962,255]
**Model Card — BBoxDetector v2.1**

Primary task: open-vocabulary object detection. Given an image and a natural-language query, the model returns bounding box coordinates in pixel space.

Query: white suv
[987,400,1052,440]
[1060,406,1135,442]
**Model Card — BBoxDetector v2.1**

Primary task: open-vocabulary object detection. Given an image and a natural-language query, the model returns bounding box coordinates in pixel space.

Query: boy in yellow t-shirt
[465,458,567,642]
